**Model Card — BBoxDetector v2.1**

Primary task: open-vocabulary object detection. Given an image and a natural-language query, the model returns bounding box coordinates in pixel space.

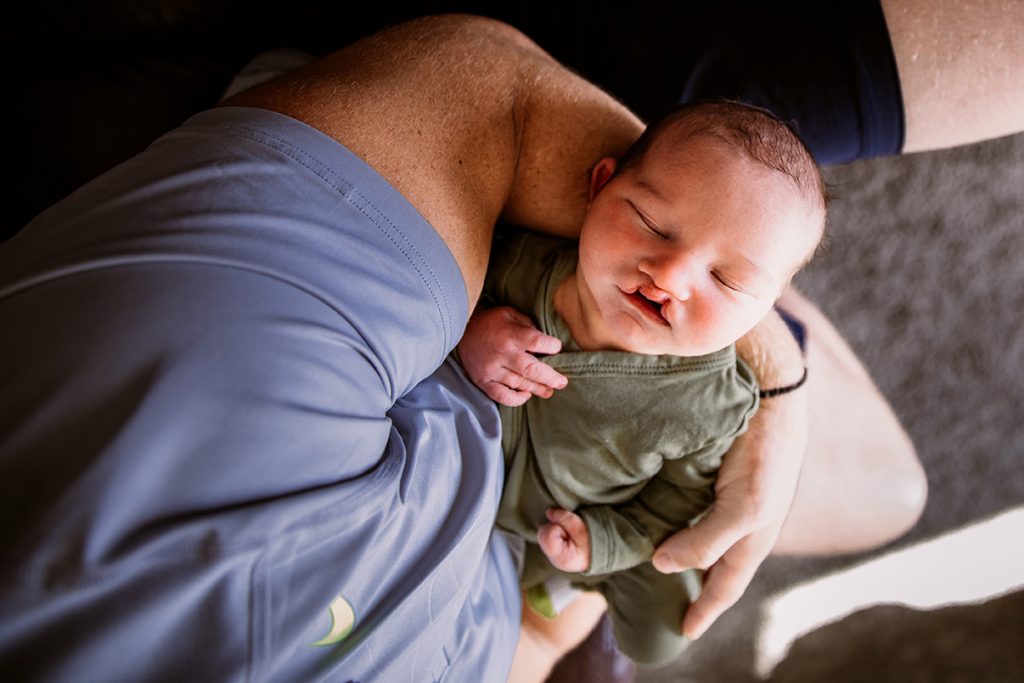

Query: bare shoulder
[226,15,525,226]
[225,14,642,302]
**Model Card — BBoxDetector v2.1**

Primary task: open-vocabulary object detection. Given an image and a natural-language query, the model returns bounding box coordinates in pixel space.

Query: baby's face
[576,137,821,357]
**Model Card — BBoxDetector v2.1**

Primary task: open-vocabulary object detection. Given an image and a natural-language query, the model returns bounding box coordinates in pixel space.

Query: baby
[457,101,826,665]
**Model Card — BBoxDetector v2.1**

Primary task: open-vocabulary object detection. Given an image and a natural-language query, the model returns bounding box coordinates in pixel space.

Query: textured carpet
[638,131,1024,682]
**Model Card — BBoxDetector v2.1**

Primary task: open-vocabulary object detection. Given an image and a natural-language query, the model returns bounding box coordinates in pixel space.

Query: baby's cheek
[732,301,774,341]
[698,300,747,349]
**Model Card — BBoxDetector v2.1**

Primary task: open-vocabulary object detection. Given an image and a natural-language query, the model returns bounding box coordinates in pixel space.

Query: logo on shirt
[311,594,356,647]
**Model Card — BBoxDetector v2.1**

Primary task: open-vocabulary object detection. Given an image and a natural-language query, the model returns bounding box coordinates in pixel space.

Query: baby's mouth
[625,289,670,326]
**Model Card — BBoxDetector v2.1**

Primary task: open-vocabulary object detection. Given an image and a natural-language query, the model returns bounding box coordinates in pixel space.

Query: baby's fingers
[522,331,562,356]
[482,367,557,406]
[504,308,563,357]
[483,381,532,407]
[496,368,558,400]
[537,514,589,573]
[508,356,568,394]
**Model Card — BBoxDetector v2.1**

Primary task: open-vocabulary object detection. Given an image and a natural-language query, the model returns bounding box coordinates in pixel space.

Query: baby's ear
[588,157,617,200]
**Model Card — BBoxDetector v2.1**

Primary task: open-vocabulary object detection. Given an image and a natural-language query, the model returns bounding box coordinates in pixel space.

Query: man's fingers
[681,541,762,640]
[652,505,751,574]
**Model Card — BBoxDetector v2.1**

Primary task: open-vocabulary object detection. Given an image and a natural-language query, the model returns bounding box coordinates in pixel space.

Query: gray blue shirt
[0,107,519,682]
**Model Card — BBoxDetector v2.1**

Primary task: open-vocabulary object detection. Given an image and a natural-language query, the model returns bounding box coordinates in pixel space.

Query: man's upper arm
[226,14,645,302]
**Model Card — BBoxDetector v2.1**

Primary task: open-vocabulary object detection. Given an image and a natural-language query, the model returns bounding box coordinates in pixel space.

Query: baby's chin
[616,329,726,358]
[601,312,732,357]
[656,343,729,358]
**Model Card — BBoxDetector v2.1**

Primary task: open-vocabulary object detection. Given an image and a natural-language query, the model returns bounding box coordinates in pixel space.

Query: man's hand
[458,306,568,406]
[651,310,809,640]
[537,508,591,573]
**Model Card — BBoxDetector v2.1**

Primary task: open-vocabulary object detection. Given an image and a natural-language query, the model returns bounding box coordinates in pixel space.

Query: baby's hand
[537,508,590,573]
[458,306,568,407]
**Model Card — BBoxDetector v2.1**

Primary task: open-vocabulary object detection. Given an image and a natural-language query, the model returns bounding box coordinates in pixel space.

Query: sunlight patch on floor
[754,506,1024,678]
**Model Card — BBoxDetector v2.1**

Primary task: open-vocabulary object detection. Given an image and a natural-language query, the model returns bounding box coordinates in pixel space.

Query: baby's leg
[588,563,702,667]
[510,590,608,683]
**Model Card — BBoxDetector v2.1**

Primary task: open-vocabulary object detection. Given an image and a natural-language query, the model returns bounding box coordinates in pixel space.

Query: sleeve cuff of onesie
[578,507,650,576]
[579,507,613,575]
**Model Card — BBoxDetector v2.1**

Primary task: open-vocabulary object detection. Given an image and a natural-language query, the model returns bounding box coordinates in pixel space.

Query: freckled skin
[224,15,643,308]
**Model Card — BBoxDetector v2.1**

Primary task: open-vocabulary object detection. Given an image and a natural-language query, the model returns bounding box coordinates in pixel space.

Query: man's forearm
[736,310,806,390]
[731,310,810,519]
[733,308,810,498]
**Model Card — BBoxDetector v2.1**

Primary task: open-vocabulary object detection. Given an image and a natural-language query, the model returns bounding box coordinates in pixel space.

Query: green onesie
[485,230,759,666]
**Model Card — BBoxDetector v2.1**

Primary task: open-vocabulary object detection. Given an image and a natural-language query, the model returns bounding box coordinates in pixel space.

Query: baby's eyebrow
[634,176,669,204]
[634,171,779,291]
[733,254,775,289]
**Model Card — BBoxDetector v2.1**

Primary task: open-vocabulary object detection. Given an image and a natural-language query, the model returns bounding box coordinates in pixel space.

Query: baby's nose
[642,252,696,302]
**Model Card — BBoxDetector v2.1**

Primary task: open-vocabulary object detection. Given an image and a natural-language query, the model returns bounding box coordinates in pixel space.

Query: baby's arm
[458,306,568,407]
[573,443,727,576]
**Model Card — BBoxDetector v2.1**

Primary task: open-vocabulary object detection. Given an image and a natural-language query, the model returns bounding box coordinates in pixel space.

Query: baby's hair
[618,100,829,220]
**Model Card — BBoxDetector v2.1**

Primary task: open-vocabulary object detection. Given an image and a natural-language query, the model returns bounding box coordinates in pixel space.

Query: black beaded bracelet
[759,367,808,399]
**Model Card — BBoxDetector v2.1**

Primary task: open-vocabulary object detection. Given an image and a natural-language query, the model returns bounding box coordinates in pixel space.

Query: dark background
[5,0,875,239]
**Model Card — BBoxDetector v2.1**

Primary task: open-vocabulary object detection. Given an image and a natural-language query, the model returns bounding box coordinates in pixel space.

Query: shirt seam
[223,122,458,362]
